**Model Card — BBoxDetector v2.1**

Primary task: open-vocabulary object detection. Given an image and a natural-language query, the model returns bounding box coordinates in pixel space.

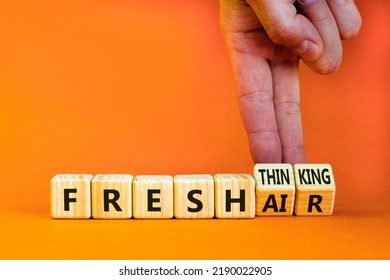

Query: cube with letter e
[132,175,173,219]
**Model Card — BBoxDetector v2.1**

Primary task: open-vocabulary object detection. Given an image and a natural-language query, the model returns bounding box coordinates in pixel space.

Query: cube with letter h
[214,174,255,218]
[50,174,92,219]
[254,164,295,216]
[293,164,336,216]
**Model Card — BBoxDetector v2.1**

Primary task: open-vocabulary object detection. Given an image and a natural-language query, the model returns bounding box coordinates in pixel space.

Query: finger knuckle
[238,90,273,103]
[275,101,301,115]
[313,10,334,26]
[266,21,294,44]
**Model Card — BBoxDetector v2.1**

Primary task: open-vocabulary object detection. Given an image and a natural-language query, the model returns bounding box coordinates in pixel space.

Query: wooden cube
[293,164,336,216]
[91,174,133,219]
[132,175,173,219]
[174,174,214,219]
[254,164,295,216]
[214,174,255,218]
[50,174,92,219]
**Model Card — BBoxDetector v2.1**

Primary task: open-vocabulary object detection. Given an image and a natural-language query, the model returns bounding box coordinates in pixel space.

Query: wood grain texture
[50,174,92,219]
[293,164,336,216]
[174,174,214,219]
[132,175,173,219]
[91,174,133,219]
[254,164,295,216]
[214,174,255,219]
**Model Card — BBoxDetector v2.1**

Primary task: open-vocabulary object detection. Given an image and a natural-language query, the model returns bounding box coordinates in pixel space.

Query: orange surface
[0,0,389,259]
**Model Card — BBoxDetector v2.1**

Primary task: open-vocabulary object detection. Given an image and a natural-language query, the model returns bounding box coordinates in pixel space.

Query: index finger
[271,47,307,164]
[233,48,282,163]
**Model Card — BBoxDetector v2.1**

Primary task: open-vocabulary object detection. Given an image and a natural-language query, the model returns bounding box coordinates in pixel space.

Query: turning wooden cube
[174,174,214,219]
[254,164,295,216]
[50,174,92,219]
[214,174,255,218]
[91,174,133,219]
[293,164,336,216]
[132,175,173,219]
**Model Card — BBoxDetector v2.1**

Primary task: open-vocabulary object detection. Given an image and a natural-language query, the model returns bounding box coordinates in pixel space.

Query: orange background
[0,0,389,259]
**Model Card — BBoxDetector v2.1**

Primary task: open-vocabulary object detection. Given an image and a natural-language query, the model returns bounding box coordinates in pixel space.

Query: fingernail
[293,40,320,61]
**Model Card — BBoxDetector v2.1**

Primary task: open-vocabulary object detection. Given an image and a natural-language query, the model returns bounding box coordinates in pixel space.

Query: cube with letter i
[254,164,295,216]
[50,174,92,219]
[132,175,173,219]
[293,164,336,216]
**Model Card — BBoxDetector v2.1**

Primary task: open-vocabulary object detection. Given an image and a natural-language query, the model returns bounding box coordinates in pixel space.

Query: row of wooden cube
[50,163,336,219]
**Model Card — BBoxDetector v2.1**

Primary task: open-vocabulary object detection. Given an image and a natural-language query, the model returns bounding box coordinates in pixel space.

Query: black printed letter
[64,189,77,211]
[187,190,203,212]
[148,189,161,212]
[104,189,122,212]
[308,195,323,213]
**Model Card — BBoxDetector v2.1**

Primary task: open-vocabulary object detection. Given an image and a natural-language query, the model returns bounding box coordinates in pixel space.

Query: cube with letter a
[50,174,92,219]
[254,164,295,216]
[293,164,336,216]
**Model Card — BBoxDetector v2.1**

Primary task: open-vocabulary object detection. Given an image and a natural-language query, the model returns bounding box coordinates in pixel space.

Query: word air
[50,164,336,219]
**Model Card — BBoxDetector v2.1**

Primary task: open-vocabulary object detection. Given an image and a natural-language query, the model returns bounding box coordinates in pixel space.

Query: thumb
[247,0,323,61]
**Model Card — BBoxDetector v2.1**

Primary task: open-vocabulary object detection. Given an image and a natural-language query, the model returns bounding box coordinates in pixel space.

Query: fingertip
[304,54,342,75]
[326,0,362,40]
[340,15,362,40]
[249,132,282,164]
[282,147,307,164]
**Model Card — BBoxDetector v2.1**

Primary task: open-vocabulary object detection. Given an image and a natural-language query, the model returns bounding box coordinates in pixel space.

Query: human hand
[220,0,361,163]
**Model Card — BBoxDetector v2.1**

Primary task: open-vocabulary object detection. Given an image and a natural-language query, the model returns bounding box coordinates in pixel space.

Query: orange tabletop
[0,0,389,260]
